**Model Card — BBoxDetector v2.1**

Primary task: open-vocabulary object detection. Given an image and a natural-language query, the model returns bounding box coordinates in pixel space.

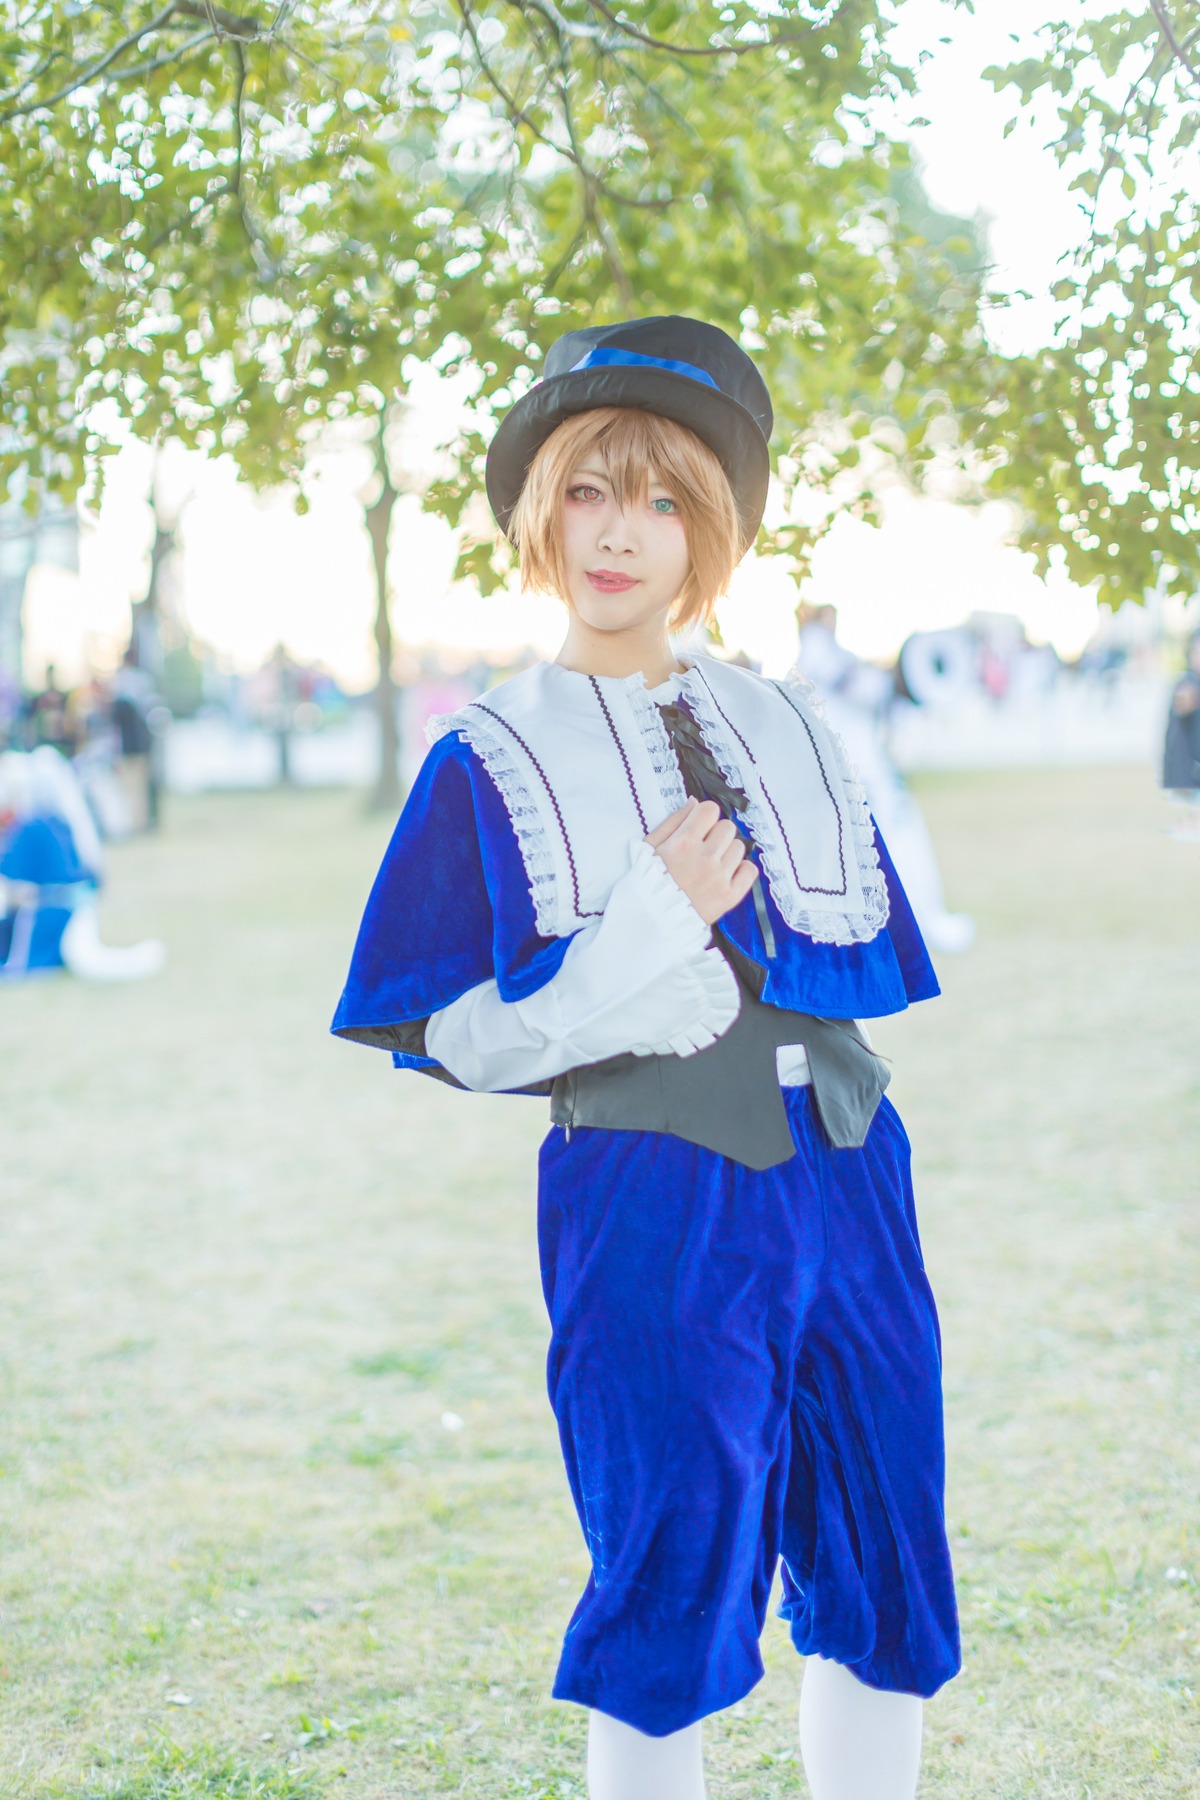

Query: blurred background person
[796,603,975,954]
[109,649,161,832]
[24,662,80,757]
[1161,628,1200,842]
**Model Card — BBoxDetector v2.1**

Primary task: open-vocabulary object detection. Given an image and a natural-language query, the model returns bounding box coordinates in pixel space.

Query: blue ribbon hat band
[569,346,720,390]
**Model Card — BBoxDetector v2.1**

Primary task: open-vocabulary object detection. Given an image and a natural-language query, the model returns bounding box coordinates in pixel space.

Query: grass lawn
[0,767,1196,1799]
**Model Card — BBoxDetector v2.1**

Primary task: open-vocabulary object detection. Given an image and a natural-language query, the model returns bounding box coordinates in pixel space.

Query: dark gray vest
[549,931,889,1170]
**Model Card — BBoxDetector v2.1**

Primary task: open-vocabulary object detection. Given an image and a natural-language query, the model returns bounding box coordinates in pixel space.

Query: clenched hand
[645,797,759,926]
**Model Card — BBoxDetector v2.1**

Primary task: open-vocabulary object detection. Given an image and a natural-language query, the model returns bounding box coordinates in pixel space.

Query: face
[559,454,691,637]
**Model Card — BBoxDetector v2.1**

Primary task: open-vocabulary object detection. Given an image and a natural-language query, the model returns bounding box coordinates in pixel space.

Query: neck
[553,620,686,687]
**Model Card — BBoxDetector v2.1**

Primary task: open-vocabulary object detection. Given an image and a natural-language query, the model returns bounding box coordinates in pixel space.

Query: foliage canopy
[977,1,1200,602]
[0,0,1196,605]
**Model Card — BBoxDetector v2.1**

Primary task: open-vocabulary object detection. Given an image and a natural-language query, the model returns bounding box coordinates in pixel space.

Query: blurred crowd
[3,601,1194,985]
[0,642,346,982]
[6,653,167,838]
[2,644,355,836]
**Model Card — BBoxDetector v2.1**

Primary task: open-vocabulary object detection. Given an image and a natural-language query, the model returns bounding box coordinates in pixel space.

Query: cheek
[657,517,691,575]
[561,501,599,566]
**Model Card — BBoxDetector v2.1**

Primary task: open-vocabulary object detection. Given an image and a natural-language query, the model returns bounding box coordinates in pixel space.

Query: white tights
[587,1656,923,1800]
[798,1657,923,1800]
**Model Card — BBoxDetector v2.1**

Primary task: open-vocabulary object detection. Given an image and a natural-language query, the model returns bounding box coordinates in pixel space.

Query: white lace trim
[674,660,806,935]
[428,659,888,950]
[677,661,886,946]
[426,706,559,938]
[623,671,689,815]
[778,662,889,944]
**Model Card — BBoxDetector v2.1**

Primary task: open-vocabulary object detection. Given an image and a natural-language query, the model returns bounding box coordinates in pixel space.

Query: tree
[973,2,1200,604]
[1,2,1008,801]
[413,5,999,606]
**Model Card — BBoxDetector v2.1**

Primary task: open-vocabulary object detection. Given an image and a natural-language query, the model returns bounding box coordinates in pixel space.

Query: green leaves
[6,1,1192,610]
[976,2,1200,602]
[1,2,999,544]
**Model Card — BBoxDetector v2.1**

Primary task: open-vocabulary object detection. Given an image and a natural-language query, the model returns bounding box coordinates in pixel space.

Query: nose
[596,506,639,557]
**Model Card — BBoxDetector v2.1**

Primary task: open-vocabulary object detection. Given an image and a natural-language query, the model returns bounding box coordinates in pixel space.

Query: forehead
[570,453,672,486]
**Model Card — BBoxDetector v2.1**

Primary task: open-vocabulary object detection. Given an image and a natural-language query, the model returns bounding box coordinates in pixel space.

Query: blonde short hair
[507,407,743,632]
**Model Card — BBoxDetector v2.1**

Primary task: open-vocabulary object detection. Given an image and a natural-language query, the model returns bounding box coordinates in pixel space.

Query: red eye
[568,484,603,503]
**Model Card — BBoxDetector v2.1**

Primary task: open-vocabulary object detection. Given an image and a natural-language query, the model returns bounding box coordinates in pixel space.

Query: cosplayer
[0,746,164,982]
[333,317,960,1800]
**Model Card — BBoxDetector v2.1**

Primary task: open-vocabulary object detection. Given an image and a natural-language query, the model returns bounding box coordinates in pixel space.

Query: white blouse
[425,670,814,1095]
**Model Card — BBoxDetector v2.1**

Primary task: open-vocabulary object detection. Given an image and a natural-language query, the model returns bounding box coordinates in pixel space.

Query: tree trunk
[365,424,402,813]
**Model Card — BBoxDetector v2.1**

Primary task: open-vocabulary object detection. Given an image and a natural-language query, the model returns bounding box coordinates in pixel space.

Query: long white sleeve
[425,839,741,1093]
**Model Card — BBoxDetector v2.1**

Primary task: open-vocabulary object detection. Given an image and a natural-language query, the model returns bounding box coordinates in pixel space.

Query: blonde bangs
[508,407,742,630]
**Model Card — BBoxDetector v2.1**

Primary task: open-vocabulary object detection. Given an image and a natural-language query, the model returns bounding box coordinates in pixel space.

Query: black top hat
[485,315,773,551]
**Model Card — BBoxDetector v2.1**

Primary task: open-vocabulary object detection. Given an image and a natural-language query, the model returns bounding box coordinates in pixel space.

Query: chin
[568,594,664,635]
[583,613,640,635]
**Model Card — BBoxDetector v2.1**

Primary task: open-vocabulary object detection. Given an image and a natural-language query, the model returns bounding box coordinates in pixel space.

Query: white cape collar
[427,652,887,947]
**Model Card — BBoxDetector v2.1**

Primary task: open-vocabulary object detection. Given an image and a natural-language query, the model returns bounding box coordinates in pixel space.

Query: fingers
[645,796,760,924]
[644,797,698,847]
[705,818,741,857]
[718,833,752,875]
[688,799,724,838]
[645,797,724,855]
[729,859,760,900]
[650,798,720,838]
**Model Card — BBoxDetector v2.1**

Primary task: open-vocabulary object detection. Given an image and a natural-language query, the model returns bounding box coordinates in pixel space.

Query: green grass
[0,769,1196,1797]
[50,1739,322,1799]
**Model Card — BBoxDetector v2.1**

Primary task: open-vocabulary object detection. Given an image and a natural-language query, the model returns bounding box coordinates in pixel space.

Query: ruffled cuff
[624,836,712,959]
[627,942,741,1059]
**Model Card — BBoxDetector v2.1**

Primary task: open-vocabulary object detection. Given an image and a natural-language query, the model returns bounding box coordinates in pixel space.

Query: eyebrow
[570,466,673,490]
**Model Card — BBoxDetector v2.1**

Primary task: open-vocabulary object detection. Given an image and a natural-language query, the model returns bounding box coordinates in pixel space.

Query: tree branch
[454,0,669,211]
[229,36,247,198]
[0,1,182,121]
[579,0,800,59]
[0,0,279,122]
[145,177,236,252]
[455,0,561,153]
[545,21,634,304]
[1149,0,1200,91]
[175,0,264,40]
[1078,36,1169,237]
[0,49,66,109]
[516,0,803,60]
[109,27,217,85]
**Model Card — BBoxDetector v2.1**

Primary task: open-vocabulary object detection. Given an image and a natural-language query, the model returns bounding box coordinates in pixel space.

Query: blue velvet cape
[332,730,938,1079]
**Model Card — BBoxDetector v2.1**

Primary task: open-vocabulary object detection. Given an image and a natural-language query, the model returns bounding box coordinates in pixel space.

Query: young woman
[333,316,960,1800]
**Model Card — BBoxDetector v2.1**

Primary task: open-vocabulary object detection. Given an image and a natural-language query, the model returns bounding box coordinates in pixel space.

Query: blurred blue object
[0,815,90,977]
[1,814,95,889]
[0,751,164,983]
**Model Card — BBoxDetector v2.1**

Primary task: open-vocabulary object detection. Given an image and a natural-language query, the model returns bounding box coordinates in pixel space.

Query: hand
[645,797,760,926]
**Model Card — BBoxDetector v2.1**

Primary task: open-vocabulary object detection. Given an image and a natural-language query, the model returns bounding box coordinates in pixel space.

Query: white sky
[25,0,1108,688]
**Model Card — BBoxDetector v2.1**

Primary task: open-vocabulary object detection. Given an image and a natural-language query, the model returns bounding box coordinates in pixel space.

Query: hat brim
[485,366,770,552]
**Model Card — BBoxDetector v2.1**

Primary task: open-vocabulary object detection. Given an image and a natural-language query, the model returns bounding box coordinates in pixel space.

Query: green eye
[652,496,678,514]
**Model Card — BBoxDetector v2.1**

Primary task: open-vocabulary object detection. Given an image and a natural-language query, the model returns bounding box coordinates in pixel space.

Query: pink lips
[587,569,639,593]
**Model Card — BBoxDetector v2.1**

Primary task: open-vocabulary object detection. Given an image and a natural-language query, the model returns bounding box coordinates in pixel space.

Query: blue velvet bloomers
[333,727,962,1735]
[539,1088,958,1735]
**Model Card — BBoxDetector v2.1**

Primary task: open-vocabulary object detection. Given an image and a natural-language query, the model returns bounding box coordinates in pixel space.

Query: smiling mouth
[586,570,639,593]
